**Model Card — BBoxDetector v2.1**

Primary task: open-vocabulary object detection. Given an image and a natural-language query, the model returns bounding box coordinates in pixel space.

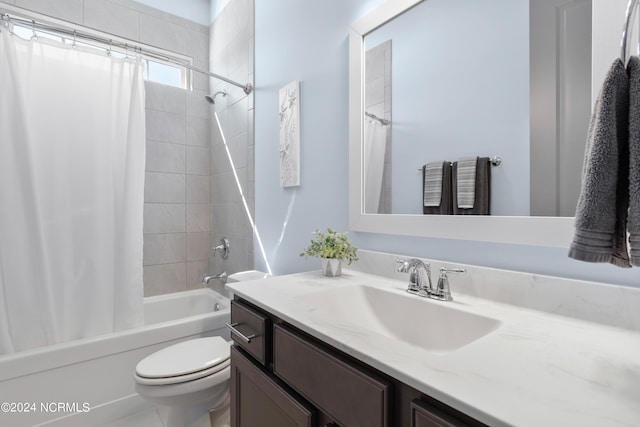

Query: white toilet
[134,337,231,427]
[134,270,269,427]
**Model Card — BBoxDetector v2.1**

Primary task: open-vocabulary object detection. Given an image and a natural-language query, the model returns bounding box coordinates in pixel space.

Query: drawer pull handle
[225,322,256,343]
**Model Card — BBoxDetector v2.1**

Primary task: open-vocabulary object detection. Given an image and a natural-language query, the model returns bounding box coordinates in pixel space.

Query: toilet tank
[227,270,270,283]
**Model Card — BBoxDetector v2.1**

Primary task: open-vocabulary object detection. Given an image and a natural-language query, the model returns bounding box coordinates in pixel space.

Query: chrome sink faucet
[396,259,432,297]
[397,259,465,301]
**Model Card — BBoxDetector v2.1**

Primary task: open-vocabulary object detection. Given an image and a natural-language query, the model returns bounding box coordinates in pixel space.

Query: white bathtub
[0,288,230,427]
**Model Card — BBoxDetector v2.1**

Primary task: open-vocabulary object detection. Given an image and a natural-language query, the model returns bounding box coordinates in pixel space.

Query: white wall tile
[145,82,186,115]
[208,0,255,276]
[211,170,244,204]
[84,0,139,42]
[211,203,249,237]
[187,89,212,119]
[139,12,187,54]
[144,172,186,203]
[211,142,231,174]
[187,203,210,232]
[186,28,209,63]
[146,109,186,144]
[15,0,83,24]
[186,116,211,147]
[146,141,186,173]
[227,132,248,169]
[186,146,210,175]
[226,96,248,138]
[192,58,210,92]
[187,175,210,204]
[144,262,186,296]
[187,232,211,261]
[143,233,186,265]
[143,203,185,233]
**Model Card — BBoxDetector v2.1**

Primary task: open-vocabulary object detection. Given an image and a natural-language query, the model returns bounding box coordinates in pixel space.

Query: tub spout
[202,272,228,285]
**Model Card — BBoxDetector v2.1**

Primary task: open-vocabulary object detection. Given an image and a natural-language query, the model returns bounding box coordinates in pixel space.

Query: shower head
[205,90,227,104]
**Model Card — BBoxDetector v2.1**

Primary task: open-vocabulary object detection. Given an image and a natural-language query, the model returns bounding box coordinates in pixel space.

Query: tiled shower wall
[208,0,255,278]
[2,0,213,296]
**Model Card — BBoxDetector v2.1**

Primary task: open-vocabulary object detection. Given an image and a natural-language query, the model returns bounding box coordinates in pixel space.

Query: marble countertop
[227,269,640,427]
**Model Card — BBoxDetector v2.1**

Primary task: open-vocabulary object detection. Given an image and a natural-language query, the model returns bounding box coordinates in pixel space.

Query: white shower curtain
[0,28,146,354]
[364,120,388,214]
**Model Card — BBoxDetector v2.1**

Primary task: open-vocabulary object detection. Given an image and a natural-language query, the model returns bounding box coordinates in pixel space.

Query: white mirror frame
[348,0,574,247]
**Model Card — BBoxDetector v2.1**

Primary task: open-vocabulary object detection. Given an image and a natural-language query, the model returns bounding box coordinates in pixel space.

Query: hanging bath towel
[451,157,491,215]
[423,161,453,215]
[627,56,640,266]
[569,59,630,267]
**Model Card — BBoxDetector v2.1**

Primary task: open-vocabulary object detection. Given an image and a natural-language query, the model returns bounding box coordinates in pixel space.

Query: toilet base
[208,395,231,427]
[136,372,230,427]
[161,393,229,427]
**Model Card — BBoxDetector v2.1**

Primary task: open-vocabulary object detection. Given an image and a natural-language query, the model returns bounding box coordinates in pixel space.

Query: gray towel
[568,59,630,267]
[628,56,640,266]
[452,157,491,215]
[423,162,452,215]
[456,156,478,208]
[423,161,445,206]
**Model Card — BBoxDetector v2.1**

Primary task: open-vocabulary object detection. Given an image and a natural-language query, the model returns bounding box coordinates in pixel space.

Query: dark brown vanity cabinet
[231,346,315,427]
[230,297,484,427]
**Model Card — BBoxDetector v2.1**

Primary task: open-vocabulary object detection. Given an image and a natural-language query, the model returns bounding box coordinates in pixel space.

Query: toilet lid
[135,337,230,379]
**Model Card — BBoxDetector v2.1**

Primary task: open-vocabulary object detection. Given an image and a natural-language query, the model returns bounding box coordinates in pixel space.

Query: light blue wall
[254,0,640,287]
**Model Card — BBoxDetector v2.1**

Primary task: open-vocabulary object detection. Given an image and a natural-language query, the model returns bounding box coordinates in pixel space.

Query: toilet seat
[135,337,230,386]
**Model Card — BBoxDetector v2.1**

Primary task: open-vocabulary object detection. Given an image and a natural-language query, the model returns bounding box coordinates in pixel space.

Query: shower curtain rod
[365,111,390,126]
[0,13,253,95]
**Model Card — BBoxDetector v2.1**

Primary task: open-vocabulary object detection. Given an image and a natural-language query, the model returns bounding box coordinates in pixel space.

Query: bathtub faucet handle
[213,238,230,260]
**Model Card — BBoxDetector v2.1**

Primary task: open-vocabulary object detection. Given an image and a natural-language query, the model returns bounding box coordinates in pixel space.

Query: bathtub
[0,288,230,427]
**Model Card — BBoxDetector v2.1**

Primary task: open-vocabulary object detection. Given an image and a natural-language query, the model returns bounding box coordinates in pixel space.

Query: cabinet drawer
[230,300,270,365]
[231,346,315,427]
[273,324,391,427]
[411,399,465,427]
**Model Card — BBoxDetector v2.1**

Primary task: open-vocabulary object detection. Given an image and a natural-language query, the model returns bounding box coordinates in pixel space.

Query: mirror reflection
[362,0,592,217]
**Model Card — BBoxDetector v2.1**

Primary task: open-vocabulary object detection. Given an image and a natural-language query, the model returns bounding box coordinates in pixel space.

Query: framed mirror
[349,0,575,247]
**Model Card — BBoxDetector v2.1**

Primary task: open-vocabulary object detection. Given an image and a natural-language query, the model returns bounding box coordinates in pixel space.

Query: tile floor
[102,407,163,427]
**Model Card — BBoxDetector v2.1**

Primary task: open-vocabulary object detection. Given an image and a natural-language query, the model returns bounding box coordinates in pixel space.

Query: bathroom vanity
[226,251,640,427]
[228,297,481,426]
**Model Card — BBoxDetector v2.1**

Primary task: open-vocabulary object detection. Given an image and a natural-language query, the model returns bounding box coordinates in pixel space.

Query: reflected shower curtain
[364,120,388,213]
[0,28,145,354]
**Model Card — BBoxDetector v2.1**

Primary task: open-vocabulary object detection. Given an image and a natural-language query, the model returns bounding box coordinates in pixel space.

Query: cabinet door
[411,399,463,427]
[231,346,315,427]
[273,324,391,427]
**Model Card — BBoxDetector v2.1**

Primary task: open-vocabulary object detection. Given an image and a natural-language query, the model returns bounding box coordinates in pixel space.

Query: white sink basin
[295,285,501,353]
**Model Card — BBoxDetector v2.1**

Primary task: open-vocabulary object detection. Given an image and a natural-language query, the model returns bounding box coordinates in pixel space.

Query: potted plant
[300,228,358,276]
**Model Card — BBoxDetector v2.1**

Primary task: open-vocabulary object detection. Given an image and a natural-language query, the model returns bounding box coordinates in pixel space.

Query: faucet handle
[440,267,466,275]
[435,267,466,301]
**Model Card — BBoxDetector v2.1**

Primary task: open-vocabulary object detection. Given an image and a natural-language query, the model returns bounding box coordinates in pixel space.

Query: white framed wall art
[279,80,301,187]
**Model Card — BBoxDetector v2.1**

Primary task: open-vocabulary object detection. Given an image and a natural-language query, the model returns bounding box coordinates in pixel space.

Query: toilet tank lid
[135,337,230,378]
[227,270,270,282]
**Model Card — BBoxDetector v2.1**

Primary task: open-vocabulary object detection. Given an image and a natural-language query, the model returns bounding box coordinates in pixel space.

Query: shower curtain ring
[72,30,77,48]
[30,20,37,41]
[106,39,112,56]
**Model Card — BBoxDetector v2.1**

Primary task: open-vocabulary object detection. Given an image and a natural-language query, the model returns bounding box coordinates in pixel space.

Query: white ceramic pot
[320,258,342,277]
